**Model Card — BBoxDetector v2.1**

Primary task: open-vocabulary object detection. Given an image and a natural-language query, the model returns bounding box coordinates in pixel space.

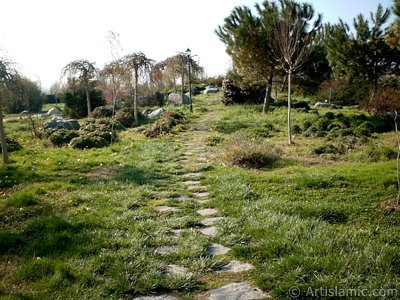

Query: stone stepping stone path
[138,123,266,299]
[165,264,188,275]
[204,282,270,300]
[155,246,179,255]
[155,206,180,213]
[193,191,209,198]
[199,226,218,237]
[207,243,231,255]
[196,208,218,216]
[217,260,255,273]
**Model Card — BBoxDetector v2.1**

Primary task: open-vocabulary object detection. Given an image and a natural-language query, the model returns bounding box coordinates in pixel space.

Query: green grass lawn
[1,94,399,299]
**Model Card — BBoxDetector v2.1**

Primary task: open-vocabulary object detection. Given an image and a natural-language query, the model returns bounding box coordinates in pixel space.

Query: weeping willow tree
[62,59,97,116]
[121,52,153,125]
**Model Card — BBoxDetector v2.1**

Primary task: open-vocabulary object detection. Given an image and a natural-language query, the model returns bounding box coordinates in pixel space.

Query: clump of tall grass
[222,133,281,169]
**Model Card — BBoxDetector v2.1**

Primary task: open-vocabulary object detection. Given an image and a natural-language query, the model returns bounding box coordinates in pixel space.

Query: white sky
[0,0,395,91]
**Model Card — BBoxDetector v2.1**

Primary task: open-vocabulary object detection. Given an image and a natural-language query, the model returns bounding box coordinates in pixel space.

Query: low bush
[49,129,79,147]
[70,135,108,149]
[144,111,185,138]
[113,109,135,127]
[91,106,114,118]
[223,134,281,169]
[0,137,22,153]
[205,135,224,146]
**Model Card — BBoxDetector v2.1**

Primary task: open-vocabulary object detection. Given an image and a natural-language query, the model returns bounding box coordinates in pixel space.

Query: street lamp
[185,48,193,113]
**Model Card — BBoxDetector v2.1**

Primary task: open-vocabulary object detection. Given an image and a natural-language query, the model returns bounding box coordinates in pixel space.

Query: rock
[148,108,165,118]
[204,85,219,94]
[196,208,218,216]
[43,117,80,131]
[47,107,61,115]
[199,226,218,236]
[165,264,188,275]
[207,243,231,255]
[217,260,255,273]
[142,109,152,116]
[155,246,179,255]
[206,282,270,300]
[155,206,179,213]
[313,102,332,109]
[167,93,190,105]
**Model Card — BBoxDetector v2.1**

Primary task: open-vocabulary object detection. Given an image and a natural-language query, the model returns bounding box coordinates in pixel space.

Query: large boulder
[204,85,219,94]
[43,117,80,131]
[314,101,332,109]
[167,93,190,105]
[47,107,61,115]
[148,108,165,119]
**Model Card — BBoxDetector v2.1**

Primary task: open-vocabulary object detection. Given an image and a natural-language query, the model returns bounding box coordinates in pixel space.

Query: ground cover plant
[0,93,399,299]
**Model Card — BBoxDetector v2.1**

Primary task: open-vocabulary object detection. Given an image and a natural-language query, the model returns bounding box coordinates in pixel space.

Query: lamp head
[185,48,191,57]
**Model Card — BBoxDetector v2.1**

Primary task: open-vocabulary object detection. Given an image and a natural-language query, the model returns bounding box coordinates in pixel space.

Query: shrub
[302,120,313,131]
[354,122,373,138]
[223,134,281,169]
[222,79,266,105]
[49,129,80,147]
[70,135,108,149]
[144,111,185,138]
[205,135,224,146]
[312,144,340,155]
[243,127,270,138]
[0,137,22,153]
[91,106,114,118]
[292,124,302,134]
[325,112,335,120]
[113,109,135,127]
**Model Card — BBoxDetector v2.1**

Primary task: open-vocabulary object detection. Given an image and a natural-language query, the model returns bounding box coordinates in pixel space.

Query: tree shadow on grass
[112,165,170,185]
[0,214,93,258]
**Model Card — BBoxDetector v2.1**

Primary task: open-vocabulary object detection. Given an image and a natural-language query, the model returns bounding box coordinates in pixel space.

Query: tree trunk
[173,77,177,93]
[180,74,185,105]
[85,85,91,116]
[287,69,292,145]
[133,71,139,125]
[395,112,400,205]
[0,98,9,164]
[262,74,274,114]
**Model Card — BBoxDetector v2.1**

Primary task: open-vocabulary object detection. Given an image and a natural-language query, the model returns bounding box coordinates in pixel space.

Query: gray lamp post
[185,48,193,113]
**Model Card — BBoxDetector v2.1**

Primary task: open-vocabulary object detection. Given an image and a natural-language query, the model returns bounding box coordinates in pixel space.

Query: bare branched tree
[121,52,153,125]
[271,0,321,144]
[62,59,98,116]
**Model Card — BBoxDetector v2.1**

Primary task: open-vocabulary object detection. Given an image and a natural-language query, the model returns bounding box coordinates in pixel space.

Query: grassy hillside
[0,93,399,299]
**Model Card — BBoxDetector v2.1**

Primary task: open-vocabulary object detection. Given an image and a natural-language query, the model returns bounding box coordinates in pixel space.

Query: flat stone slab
[201,217,225,226]
[217,260,255,273]
[193,192,209,198]
[155,206,179,213]
[199,226,218,237]
[184,180,201,186]
[181,172,201,178]
[166,264,187,275]
[207,243,230,255]
[155,246,179,255]
[206,282,270,300]
[133,294,178,300]
[196,208,218,216]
